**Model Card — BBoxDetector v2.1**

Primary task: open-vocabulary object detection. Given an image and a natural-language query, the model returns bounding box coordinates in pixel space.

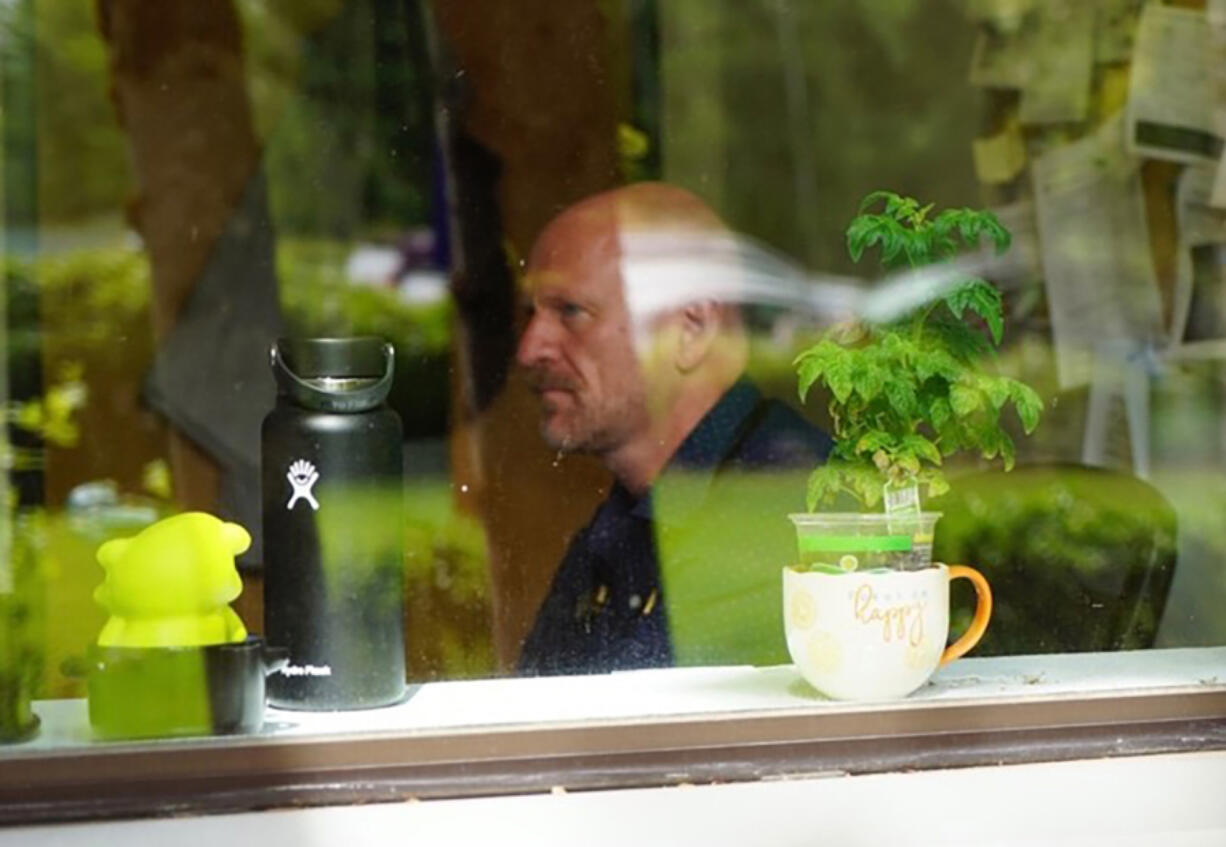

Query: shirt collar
[622,378,763,520]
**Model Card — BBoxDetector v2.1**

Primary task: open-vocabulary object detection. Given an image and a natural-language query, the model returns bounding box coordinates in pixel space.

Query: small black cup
[86,636,288,740]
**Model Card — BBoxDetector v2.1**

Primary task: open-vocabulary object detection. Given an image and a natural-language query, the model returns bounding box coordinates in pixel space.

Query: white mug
[782,563,992,701]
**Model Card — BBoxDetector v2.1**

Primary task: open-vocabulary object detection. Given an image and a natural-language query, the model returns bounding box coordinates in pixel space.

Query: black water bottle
[262,337,406,709]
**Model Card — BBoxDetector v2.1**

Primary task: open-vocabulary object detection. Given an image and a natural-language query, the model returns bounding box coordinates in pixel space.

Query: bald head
[517,183,749,492]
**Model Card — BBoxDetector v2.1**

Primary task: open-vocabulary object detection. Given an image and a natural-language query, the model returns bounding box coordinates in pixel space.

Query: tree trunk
[95,0,270,512]
[428,0,626,667]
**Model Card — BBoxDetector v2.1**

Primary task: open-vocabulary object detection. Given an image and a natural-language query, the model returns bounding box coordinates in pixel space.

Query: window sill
[4,647,1226,825]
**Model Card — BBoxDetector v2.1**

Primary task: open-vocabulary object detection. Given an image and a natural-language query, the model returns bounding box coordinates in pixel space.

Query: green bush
[276,240,452,438]
[934,466,1177,655]
[0,513,45,739]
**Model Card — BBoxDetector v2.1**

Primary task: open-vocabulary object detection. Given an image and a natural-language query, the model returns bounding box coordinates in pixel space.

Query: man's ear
[675,301,720,372]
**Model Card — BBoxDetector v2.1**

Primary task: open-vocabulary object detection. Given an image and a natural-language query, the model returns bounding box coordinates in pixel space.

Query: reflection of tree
[429,0,625,667]
[96,0,278,511]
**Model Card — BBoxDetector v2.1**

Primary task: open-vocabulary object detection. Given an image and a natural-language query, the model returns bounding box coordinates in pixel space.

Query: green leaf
[794,340,844,402]
[796,355,825,403]
[848,465,885,507]
[944,280,1004,345]
[979,426,1001,460]
[931,234,958,259]
[903,228,931,265]
[956,210,981,244]
[930,209,959,235]
[925,472,950,498]
[896,452,921,475]
[826,354,854,404]
[924,316,991,363]
[914,348,962,382]
[981,212,1012,253]
[881,332,908,355]
[846,215,874,263]
[929,396,952,431]
[999,430,1016,471]
[901,433,942,465]
[805,464,841,511]
[983,309,1004,347]
[855,430,893,455]
[858,190,900,214]
[891,195,919,221]
[950,383,981,417]
[885,378,918,417]
[847,214,907,266]
[854,362,885,402]
[938,428,963,455]
[880,224,904,264]
[1011,382,1043,434]
[981,376,1011,410]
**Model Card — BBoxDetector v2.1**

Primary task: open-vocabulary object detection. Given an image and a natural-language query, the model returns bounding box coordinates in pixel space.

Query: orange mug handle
[940,565,993,666]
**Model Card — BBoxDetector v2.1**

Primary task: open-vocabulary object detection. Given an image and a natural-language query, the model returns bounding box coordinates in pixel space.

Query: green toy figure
[93,512,250,648]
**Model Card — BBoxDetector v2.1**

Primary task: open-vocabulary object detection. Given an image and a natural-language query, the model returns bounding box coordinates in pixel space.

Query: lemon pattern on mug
[806,630,842,674]
[789,588,817,630]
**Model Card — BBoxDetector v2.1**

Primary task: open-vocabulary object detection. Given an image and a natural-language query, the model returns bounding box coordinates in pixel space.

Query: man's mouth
[539,387,577,415]
[527,372,580,396]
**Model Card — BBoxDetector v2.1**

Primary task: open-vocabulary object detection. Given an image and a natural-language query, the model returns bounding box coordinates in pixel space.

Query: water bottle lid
[271,337,394,412]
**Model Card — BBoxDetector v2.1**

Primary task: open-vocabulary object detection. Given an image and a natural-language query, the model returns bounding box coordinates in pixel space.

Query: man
[516,182,830,675]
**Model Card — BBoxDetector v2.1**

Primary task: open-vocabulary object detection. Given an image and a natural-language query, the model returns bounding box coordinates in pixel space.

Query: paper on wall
[1170,166,1226,345]
[1032,114,1163,388]
[1019,0,1094,125]
[1126,3,1224,165]
[972,120,1027,183]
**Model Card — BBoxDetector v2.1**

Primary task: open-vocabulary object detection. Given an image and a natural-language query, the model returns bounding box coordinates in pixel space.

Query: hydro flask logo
[276,663,333,678]
[286,459,320,511]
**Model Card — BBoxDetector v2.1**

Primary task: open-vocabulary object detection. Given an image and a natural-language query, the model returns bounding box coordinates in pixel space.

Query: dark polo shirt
[518,380,831,676]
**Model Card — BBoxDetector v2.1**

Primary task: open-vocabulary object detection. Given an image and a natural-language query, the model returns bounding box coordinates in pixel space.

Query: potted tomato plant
[782,192,1043,699]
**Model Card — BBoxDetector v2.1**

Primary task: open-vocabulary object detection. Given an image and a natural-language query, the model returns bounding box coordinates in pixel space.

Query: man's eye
[558,302,586,320]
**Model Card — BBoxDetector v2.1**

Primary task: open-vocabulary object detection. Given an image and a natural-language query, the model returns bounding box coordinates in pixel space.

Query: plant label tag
[884,480,927,570]
[883,480,921,519]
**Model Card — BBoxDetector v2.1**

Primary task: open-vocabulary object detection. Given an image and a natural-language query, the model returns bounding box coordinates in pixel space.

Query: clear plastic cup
[788,512,942,573]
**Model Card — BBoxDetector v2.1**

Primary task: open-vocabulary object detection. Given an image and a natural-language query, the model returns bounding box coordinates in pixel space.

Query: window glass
[2,0,1225,752]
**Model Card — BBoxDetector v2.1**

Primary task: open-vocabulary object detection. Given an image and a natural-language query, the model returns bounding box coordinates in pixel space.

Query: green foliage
[402,483,495,680]
[276,240,453,437]
[934,468,1177,654]
[276,240,451,355]
[1,0,132,225]
[0,512,46,739]
[2,373,84,735]
[6,365,87,462]
[795,191,1041,510]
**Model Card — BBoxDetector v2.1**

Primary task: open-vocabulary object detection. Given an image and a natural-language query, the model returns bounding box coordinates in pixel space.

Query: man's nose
[517,311,557,369]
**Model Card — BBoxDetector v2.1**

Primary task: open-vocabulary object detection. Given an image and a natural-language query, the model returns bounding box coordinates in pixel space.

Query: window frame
[3,655,1226,826]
